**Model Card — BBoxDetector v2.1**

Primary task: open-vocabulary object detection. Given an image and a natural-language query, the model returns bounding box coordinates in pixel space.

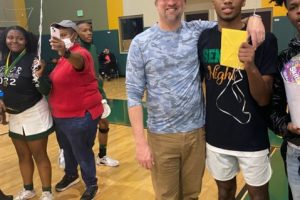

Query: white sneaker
[58,149,65,169]
[96,156,119,167]
[40,191,53,200]
[14,189,36,200]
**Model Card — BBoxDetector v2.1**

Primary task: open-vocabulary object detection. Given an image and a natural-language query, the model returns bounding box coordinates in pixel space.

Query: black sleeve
[267,66,290,137]
[255,32,278,76]
[37,75,52,96]
[36,63,54,96]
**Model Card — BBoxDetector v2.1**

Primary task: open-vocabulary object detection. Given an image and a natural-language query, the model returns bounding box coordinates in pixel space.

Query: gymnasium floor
[0,78,289,200]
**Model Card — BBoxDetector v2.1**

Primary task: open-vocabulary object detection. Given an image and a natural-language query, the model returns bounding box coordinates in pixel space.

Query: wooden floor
[0,77,247,200]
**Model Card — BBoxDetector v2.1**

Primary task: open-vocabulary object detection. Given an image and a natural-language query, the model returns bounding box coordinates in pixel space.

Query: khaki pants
[148,128,206,200]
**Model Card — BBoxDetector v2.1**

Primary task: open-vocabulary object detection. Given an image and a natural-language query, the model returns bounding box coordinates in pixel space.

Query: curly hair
[0,26,38,60]
[269,0,287,7]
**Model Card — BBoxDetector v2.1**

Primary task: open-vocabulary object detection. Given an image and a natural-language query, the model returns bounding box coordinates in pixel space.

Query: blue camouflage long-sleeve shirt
[126,20,216,134]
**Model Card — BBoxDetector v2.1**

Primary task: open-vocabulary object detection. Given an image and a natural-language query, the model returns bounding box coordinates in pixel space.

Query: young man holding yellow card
[197,0,278,199]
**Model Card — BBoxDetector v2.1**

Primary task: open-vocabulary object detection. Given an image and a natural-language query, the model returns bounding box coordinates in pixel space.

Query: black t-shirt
[198,25,278,151]
[0,53,42,114]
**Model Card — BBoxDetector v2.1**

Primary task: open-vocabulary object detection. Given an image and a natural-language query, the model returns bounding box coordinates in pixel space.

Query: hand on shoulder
[288,122,300,135]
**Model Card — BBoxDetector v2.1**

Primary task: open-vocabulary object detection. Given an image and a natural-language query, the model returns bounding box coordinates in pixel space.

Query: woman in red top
[37,20,102,200]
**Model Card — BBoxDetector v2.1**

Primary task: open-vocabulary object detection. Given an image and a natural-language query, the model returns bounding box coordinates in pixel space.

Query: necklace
[4,49,26,87]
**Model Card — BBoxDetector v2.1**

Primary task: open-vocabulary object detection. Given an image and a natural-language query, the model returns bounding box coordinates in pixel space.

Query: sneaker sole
[92,190,99,200]
[55,178,80,192]
[80,189,98,200]
[27,193,36,199]
[15,192,36,200]
[90,189,99,200]
[98,163,119,167]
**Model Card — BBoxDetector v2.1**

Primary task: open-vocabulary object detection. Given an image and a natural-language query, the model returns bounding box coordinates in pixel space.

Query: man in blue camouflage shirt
[126,0,265,199]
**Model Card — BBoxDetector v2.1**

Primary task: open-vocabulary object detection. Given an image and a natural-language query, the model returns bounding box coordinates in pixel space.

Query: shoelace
[17,189,32,198]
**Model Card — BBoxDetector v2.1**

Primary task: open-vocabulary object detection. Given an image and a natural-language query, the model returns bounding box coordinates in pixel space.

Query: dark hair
[269,0,287,7]
[0,26,38,59]
[76,20,92,26]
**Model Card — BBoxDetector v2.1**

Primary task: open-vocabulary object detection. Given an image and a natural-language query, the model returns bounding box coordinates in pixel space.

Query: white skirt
[9,96,54,140]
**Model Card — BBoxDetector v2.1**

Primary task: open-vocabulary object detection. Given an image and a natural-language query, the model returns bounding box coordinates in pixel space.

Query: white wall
[245,0,262,9]
[122,0,263,26]
[123,0,158,27]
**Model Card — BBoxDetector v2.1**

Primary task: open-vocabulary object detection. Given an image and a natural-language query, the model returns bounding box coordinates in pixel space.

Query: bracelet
[63,49,71,59]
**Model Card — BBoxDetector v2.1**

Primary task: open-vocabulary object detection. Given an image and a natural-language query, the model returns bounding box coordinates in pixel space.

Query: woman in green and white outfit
[0,26,54,200]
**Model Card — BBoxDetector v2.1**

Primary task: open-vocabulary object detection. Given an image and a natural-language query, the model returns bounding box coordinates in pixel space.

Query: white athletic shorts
[9,96,53,140]
[206,148,272,187]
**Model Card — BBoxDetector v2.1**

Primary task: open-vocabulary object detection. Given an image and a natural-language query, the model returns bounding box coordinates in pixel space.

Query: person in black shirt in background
[198,0,278,199]
[0,26,54,200]
[99,48,117,80]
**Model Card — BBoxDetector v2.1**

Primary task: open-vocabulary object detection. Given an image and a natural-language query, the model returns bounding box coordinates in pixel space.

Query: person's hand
[0,100,7,125]
[246,15,265,49]
[49,37,66,56]
[287,122,300,135]
[0,100,6,113]
[136,142,154,170]
[238,42,256,69]
[0,113,7,125]
[34,59,46,78]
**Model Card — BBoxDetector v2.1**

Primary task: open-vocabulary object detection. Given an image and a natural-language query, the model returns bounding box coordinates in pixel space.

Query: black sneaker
[80,185,98,200]
[0,190,13,200]
[55,175,80,192]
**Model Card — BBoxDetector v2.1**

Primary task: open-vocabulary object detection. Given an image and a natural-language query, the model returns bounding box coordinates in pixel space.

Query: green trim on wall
[107,99,147,127]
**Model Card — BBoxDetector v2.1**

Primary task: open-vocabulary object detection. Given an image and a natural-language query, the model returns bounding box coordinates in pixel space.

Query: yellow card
[220,28,247,69]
